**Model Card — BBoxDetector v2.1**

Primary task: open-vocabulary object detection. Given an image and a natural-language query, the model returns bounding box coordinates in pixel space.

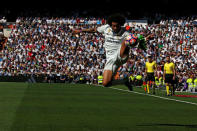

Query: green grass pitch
[0,82,197,131]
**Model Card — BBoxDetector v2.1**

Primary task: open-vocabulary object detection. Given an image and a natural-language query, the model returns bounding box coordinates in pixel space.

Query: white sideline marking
[107,87,197,106]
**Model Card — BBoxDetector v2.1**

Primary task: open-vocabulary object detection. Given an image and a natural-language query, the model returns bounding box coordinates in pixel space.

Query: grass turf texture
[0,82,197,131]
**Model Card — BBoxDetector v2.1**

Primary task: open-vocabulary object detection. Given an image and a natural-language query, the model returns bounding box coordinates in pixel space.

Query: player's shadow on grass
[137,123,197,128]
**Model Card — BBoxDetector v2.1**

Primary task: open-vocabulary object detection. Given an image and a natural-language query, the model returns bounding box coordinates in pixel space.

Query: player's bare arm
[72,28,97,34]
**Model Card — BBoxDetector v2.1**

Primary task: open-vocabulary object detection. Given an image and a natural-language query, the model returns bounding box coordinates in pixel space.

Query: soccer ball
[125,34,138,46]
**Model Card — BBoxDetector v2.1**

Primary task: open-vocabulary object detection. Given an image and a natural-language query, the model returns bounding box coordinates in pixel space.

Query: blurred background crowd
[0,0,196,91]
[0,16,196,85]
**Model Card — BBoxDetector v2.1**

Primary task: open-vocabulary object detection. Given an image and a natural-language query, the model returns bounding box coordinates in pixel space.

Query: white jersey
[97,24,129,59]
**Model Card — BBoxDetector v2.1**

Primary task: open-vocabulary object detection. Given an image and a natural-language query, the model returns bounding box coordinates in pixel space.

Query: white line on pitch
[108,87,197,106]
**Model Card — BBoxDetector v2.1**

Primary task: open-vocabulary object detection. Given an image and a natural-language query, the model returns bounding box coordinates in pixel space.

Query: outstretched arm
[72,28,97,34]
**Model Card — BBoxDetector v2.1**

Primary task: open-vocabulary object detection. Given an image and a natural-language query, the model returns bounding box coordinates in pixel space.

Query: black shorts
[146,73,155,81]
[165,74,173,84]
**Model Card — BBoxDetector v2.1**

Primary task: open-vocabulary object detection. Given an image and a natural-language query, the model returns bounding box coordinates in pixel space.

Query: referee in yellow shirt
[145,55,157,94]
[163,56,175,96]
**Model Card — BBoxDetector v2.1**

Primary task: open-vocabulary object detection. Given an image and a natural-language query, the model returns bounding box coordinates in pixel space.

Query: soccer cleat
[124,80,133,91]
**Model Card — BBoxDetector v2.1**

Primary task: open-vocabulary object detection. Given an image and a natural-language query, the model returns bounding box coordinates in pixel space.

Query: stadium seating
[0,17,196,91]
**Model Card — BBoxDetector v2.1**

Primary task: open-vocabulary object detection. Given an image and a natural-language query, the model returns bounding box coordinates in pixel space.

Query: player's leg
[170,79,174,95]
[119,45,133,90]
[169,75,174,95]
[102,70,113,87]
[169,83,173,95]
[143,81,147,93]
[150,74,156,94]
[152,75,156,94]
[102,69,130,88]
[102,41,134,89]
[165,83,170,96]
[146,74,153,94]
[152,81,156,94]
[102,58,115,87]
[165,75,170,96]
[147,81,150,94]
[170,78,175,95]
[120,40,130,59]
[102,60,132,90]
[172,83,176,95]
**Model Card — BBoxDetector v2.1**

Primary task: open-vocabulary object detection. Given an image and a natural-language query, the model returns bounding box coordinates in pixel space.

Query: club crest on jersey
[107,28,112,34]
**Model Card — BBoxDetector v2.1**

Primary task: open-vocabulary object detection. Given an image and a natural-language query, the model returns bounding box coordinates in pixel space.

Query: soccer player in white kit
[73,14,153,89]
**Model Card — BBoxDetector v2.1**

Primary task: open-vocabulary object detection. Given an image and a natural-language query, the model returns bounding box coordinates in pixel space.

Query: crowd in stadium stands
[0,16,196,90]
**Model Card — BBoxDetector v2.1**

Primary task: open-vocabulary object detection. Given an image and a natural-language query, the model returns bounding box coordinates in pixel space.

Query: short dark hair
[107,13,126,26]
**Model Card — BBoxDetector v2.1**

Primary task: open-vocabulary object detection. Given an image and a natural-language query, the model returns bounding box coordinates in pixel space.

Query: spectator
[0,16,196,91]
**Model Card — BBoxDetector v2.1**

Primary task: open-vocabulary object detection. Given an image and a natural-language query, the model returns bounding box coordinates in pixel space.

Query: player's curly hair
[107,13,126,26]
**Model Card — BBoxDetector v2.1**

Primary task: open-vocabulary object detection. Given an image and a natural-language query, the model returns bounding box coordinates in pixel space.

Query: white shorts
[104,47,128,75]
